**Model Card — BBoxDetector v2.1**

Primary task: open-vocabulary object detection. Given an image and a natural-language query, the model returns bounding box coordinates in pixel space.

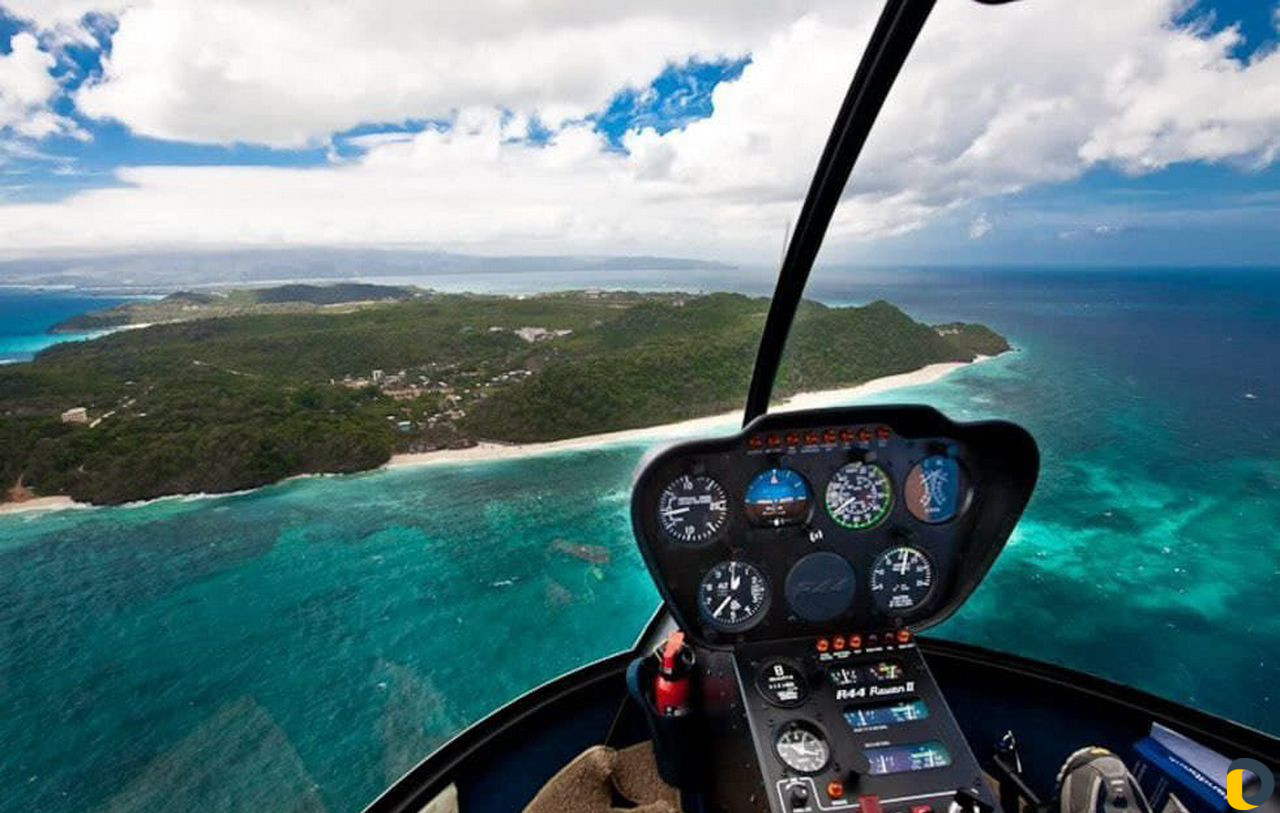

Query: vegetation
[1,287,1009,505]
[51,283,420,332]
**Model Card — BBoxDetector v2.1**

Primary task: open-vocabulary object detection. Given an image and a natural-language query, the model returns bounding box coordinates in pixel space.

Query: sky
[0,0,1278,267]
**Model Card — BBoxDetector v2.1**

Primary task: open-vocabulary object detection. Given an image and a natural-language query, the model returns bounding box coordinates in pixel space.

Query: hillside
[1,289,1009,505]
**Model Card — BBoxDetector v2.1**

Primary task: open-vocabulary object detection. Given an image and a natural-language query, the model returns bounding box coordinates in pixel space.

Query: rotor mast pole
[742,0,937,425]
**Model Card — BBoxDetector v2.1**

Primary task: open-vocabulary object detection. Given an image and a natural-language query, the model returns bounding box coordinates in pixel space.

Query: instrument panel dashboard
[631,405,1038,648]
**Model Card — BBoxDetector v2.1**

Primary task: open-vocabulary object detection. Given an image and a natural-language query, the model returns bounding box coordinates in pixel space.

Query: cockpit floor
[523,742,682,813]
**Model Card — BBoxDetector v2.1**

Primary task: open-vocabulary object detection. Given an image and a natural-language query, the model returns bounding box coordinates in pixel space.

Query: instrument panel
[734,634,995,813]
[631,406,1038,648]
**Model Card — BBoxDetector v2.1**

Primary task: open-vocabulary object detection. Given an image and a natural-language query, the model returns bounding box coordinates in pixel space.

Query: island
[0,286,1009,506]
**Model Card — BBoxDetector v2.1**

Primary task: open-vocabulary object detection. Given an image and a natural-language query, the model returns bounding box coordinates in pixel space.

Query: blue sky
[0,0,1277,265]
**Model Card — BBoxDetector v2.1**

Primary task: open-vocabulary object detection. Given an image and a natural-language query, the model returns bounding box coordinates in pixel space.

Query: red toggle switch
[859,795,883,813]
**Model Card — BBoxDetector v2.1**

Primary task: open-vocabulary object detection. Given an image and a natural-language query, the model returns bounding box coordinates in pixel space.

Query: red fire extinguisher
[654,631,695,716]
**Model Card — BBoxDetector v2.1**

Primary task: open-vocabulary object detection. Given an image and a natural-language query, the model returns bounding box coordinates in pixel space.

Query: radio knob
[846,753,872,786]
[789,784,810,810]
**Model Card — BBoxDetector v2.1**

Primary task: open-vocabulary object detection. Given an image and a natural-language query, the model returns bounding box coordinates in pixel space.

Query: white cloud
[0,0,1278,260]
[968,214,993,240]
[0,30,86,157]
[70,0,791,147]
[0,33,57,132]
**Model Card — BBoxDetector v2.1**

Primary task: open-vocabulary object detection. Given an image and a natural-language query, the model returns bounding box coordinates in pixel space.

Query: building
[61,407,90,425]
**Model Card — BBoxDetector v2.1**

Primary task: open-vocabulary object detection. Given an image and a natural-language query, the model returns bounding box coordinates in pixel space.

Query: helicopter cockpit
[358,2,1279,812]
[417,402,1038,813]
[626,405,1037,812]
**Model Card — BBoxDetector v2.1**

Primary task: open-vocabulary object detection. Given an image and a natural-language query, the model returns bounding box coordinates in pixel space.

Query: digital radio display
[864,741,952,775]
[844,699,929,729]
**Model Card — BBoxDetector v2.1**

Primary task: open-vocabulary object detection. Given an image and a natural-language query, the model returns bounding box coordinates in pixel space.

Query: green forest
[1,288,1008,505]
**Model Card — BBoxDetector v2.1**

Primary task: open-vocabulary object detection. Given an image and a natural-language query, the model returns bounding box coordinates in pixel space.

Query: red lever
[654,631,693,716]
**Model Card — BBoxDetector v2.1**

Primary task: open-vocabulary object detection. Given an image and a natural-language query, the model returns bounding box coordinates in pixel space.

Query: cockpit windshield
[0,3,1276,813]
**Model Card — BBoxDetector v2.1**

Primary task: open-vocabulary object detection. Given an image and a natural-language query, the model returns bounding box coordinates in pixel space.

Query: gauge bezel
[772,720,831,775]
[656,472,731,545]
[869,545,937,616]
[743,466,814,528]
[697,559,772,632]
[903,455,973,525]
[824,460,895,530]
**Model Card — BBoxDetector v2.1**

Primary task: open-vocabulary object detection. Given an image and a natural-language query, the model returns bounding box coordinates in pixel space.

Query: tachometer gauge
[869,546,935,615]
[698,560,770,632]
[774,721,830,774]
[825,461,893,529]
[744,467,812,527]
[658,474,729,543]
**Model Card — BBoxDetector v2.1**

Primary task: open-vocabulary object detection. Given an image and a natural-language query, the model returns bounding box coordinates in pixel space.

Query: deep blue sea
[0,269,1276,813]
[0,289,137,363]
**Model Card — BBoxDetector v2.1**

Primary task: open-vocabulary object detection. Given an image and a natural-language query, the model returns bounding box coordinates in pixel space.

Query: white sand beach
[386,357,990,470]
[0,495,81,516]
[0,355,995,516]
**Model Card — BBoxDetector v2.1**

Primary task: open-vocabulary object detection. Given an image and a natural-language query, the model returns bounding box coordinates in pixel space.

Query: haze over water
[1,268,1276,813]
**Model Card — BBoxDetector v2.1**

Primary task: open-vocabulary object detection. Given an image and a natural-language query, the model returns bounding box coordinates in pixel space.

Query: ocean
[0,269,1276,813]
[0,289,138,364]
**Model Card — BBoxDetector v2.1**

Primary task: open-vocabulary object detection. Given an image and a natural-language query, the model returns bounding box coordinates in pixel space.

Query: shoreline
[0,496,81,515]
[386,357,992,469]
[0,354,997,517]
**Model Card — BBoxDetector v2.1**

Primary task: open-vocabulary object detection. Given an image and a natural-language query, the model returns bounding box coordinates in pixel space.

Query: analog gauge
[904,455,968,524]
[869,546,936,615]
[658,474,729,543]
[744,467,812,527]
[774,722,830,774]
[825,461,893,530]
[698,560,770,632]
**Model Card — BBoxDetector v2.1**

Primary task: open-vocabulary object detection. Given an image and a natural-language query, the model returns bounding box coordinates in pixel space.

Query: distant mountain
[49,283,423,332]
[0,248,736,292]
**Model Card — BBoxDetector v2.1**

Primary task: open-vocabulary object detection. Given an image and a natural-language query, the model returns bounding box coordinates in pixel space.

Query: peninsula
[1,286,1009,506]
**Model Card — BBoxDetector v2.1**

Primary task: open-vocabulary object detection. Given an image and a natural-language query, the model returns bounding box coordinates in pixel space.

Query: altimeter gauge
[658,474,729,543]
[698,560,770,632]
[774,721,830,774]
[825,461,894,529]
[869,546,935,615]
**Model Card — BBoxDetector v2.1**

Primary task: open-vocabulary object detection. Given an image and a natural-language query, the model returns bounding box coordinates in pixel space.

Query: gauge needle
[713,595,733,617]
[730,564,741,590]
[834,495,859,513]
[661,507,690,516]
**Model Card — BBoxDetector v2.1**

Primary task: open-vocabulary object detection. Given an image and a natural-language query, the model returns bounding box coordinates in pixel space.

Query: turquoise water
[0,289,136,363]
[0,270,1276,813]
